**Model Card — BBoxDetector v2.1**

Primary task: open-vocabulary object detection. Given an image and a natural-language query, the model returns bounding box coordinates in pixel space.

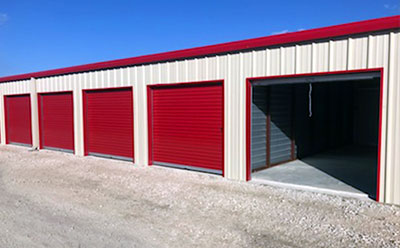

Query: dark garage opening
[250,72,381,199]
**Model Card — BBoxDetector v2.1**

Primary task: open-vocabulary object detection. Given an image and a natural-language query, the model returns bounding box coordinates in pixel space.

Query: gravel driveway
[0,145,399,248]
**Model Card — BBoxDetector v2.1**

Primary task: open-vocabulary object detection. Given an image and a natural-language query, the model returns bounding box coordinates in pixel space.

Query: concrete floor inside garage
[252,145,377,198]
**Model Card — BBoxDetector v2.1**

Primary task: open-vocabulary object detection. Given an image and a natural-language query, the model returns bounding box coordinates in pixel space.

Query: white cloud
[0,13,8,26]
[384,4,399,9]
[271,28,306,35]
[271,29,289,35]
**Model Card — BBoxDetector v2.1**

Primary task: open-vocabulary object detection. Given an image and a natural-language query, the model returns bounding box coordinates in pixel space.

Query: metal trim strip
[154,161,223,175]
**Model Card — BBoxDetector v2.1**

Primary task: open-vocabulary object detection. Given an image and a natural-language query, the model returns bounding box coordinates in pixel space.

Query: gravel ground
[0,145,399,248]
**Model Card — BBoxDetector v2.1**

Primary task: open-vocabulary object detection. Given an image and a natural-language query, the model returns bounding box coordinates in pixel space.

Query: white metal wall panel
[226,53,240,179]
[312,42,329,72]
[252,50,267,77]
[368,33,390,68]
[1,30,398,204]
[367,33,390,202]
[198,58,207,81]
[2,79,30,95]
[240,52,253,179]
[73,73,84,156]
[268,48,281,76]
[133,66,144,166]
[186,59,197,82]
[160,62,169,82]
[30,78,40,149]
[208,56,218,79]
[329,39,348,71]
[37,75,73,93]
[296,44,312,73]
[0,84,4,144]
[386,31,400,204]
[348,36,369,70]
[281,46,296,75]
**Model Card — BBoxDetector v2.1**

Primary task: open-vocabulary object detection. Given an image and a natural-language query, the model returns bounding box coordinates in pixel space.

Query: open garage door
[5,94,32,146]
[83,88,134,161]
[248,71,382,199]
[39,92,74,152]
[148,82,224,174]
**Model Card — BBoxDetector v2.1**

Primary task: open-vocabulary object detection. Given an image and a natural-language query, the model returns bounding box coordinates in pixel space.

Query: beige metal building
[0,16,399,204]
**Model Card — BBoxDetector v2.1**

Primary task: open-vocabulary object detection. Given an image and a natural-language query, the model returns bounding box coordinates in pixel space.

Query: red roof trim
[1,15,399,83]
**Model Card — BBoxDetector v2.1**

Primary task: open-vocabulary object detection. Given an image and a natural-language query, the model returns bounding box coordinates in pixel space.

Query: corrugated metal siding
[269,85,293,164]
[251,86,268,170]
[0,30,399,204]
[2,79,31,95]
[386,31,400,204]
[0,84,4,144]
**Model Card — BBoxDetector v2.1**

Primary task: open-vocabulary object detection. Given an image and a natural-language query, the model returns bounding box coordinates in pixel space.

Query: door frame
[82,86,134,161]
[38,91,75,152]
[147,80,225,176]
[4,93,32,145]
[246,68,384,201]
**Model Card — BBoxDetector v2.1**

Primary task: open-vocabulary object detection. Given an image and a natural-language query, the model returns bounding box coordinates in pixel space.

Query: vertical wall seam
[380,33,390,202]
[347,37,352,70]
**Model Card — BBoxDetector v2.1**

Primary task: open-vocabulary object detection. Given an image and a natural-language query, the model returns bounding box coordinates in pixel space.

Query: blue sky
[0,0,398,77]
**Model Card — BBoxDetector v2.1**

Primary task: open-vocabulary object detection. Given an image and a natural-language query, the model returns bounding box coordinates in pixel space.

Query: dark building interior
[251,74,380,198]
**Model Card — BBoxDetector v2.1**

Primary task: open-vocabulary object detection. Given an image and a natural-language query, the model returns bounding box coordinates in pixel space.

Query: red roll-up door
[39,92,74,151]
[83,88,134,160]
[5,95,32,145]
[149,82,224,174]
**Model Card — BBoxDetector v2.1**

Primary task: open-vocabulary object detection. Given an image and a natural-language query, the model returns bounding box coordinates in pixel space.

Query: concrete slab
[252,145,377,198]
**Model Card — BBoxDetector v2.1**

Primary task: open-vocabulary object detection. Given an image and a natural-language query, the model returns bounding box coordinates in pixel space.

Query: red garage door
[5,95,32,145]
[149,82,224,174]
[83,88,134,160]
[39,92,74,152]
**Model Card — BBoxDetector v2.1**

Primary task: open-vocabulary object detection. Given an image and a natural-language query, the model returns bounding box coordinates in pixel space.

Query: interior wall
[326,82,353,148]
[294,82,354,158]
[269,85,293,165]
[252,79,380,165]
[251,87,268,170]
[353,79,380,147]
[251,85,294,170]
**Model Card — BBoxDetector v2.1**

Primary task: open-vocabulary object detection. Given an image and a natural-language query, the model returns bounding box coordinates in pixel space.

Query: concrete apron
[250,177,371,200]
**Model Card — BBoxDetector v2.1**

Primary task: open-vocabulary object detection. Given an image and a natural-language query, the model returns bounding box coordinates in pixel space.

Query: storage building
[0,16,399,205]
